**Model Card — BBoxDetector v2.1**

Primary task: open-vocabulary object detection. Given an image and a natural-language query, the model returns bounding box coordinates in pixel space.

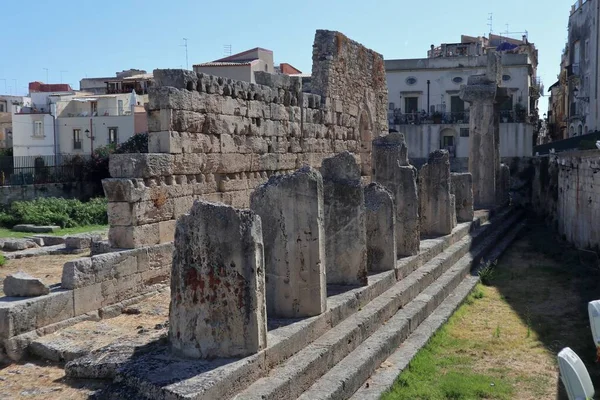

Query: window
[73,129,82,150]
[405,77,417,85]
[33,121,44,137]
[502,74,511,82]
[585,39,590,61]
[404,97,418,113]
[265,65,268,72]
[108,127,118,145]
[574,40,581,65]
[578,125,583,136]
[460,128,469,137]
[117,100,124,115]
[388,102,395,110]
[90,101,98,116]
[452,77,463,84]
[0,102,5,112]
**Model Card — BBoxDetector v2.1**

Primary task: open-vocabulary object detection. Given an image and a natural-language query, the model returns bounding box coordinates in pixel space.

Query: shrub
[0,197,108,228]
[0,254,5,266]
[114,132,148,154]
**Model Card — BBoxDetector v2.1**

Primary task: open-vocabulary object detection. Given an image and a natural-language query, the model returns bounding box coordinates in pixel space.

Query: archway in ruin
[358,110,372,177]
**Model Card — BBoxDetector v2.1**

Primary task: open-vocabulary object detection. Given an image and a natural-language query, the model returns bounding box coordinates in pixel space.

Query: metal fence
[533,131,600,155]
[0,154,91,186]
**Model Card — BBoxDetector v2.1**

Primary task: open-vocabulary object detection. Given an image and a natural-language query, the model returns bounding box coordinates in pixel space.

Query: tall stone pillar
[372,133,420,256]
[250,167,327,318]
[321,152,367,286]
[364,183,397,273]
[418,150,457,236]
[169,200,267,359]
[460,53,505,208]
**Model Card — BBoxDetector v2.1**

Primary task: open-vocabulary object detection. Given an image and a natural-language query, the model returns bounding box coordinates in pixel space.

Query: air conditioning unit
[557,347,594,400]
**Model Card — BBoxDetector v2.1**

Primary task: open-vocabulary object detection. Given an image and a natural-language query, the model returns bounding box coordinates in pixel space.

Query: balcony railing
[388,111,469,125]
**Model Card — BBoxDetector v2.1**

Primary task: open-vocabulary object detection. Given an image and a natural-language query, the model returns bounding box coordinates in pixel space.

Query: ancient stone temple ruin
[1,28,524,400]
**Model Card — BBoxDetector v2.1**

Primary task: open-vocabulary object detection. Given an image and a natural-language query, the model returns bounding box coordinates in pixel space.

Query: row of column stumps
[168,133,480,359]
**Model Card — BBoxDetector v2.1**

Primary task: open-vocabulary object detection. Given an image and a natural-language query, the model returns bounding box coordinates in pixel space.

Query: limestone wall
[103,30,388,249]
[531,150,600,251]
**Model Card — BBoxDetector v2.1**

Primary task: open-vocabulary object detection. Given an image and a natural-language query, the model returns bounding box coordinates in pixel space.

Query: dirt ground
[0,253,87,296]
[0,290,169,399]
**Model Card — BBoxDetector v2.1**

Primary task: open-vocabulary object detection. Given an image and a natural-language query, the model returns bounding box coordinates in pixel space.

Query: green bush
[0,197,107,229]
[0,254,5,266]
[114,132,148,154]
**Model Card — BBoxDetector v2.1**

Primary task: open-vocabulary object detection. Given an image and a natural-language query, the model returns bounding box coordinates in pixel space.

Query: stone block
[158,220,176,243]
[364,183,397,273]
[73,283,103,315]
[172,153,206,175]
[61,258,94,289]
[3,239,37,251]
[419,150,457,236]
[108,224,160,249]
[321,152,367,285]
[13,225,60,233]
[0,290,74,339]
[153,69,198,90]
[451,173,474,223]
[170,201,267,359]
[3,272,50,297]
[250,166,327,318]
[90,240,114,256]
[372,134,419,256]
[65,234,103,250]
[32,235,66,246]
[109,154,173,179]
[147,109,172,133]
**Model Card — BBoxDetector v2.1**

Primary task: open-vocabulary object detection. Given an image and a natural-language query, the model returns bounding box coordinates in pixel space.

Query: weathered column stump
[419,150,457,236]
[364,183,397,273]
[451,173,474,223]
[250,166,327,318]
[497,163,511,206]
[169,200,267,359]
[372,132,420,256]
[321,152,367,286]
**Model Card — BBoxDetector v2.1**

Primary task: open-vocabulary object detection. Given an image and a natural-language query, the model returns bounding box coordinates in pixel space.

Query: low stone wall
[0,182,101,205]
[0,242,172,360]
[530,150,600,251]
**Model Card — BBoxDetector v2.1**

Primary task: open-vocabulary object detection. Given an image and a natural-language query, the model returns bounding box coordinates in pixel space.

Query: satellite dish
[558,347,594,400]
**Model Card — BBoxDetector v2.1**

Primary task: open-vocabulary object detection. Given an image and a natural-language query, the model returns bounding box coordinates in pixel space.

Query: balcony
[388,110,469,125]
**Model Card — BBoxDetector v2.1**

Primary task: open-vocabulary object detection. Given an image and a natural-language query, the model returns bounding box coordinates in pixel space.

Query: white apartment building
[12,90,147,166]
[0,95,31,149]
[385,34,541,160]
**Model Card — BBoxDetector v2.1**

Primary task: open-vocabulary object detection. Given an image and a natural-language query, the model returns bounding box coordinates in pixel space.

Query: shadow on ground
[488,215,600,399]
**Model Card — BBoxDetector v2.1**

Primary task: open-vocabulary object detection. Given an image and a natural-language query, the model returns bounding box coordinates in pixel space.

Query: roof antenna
[224,44,232,57]
[487,13,493,34]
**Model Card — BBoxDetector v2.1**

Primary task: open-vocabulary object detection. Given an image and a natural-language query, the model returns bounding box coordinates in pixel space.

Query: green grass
[0,253,5,266]
[381,288,514,400]
[0,225,108,239]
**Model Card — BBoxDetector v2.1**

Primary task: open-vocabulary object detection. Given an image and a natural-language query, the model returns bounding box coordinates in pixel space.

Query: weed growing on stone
[478,259,498,286]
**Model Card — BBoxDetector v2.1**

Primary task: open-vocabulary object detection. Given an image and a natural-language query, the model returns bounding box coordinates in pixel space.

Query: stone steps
[230,209,522,400]
[306,219,526,400]
[68,210,502,400]
[349,220,527,400]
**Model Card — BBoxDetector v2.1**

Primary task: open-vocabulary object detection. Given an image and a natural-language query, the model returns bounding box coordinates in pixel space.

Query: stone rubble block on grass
[12,225,61,233]
[65,234,104,250]
[3,271,50,297]
[2,239,38,251]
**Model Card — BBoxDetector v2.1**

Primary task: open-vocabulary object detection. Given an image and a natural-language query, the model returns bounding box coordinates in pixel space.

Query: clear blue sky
[1,0,570,114]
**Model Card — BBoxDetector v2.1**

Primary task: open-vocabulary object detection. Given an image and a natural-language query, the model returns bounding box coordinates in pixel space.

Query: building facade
[79,69,153,95]
[385,34,540,159]
[0,95,31,149]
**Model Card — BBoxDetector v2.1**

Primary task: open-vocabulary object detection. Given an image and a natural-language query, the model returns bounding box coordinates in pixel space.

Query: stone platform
[65,207,523,399]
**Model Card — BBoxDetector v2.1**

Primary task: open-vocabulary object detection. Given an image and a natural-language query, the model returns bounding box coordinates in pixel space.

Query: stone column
[250,166,327,318]
[364,183,397,273]
[169,200,267,359]
[497,163,511,206]
[321,152,367,285]
[451,173,474,223]
[419,150,456,236]
[372,132,419,256]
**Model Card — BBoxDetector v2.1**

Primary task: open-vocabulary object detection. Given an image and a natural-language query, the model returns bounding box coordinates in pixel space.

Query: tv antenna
[487,13,493,34]
[181,38,189,70]
[224,44,232,56]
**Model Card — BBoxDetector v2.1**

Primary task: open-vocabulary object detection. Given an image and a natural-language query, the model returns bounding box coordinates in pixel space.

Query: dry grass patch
[384,220,600,399]
[0,253,87,296]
